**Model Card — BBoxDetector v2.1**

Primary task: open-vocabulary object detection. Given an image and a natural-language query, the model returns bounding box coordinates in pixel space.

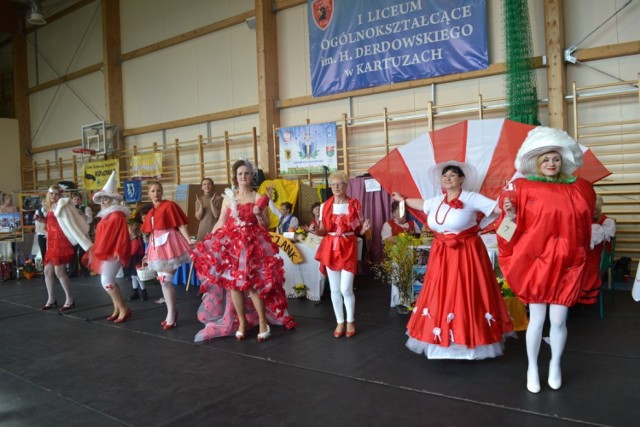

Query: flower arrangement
[494,264,515,298]
[373,232,422,311]
[293,283,307,297]
[495,264,529,331]
[293,227,308,242]
[497,276,516,298]
[23,259,36,274]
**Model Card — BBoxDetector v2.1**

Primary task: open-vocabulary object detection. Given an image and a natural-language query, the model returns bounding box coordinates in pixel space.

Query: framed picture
[21,195,42,211]
[20,194,43,226]
[0,212,20,232]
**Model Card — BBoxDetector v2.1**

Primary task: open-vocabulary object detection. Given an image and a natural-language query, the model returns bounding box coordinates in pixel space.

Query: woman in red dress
[192,160,295,342]
[37,185,92,311]
[314,171,371,338]
[392,162,513,359]
[141,181,191,330]
[87,172,132,322]
[306,202,321,234]
[499,126,596,393]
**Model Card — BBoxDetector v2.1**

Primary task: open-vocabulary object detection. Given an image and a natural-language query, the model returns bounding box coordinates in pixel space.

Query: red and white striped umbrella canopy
[368,118,611,221]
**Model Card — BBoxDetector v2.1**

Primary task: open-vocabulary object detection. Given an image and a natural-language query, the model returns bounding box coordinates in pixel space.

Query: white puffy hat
[515,126,583,176]
[92,171,122,203]
[429,161,480,191]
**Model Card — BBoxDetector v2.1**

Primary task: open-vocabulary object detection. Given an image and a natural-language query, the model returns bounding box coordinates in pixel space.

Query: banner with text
[279,122,338,174]
[308,0,487,97]
[82,159,119,191]
[131,152,163,179]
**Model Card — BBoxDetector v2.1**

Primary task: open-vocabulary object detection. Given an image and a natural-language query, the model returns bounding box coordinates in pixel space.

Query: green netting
[504,0,540,125]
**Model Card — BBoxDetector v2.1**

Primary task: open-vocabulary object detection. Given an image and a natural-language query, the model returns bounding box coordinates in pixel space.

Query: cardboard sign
[497,217,517,242]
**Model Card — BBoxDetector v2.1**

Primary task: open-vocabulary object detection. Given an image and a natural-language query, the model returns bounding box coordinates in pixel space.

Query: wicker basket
[136,265,157,283]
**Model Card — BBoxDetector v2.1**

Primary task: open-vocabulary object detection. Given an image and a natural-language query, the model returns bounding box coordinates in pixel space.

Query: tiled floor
[0,274,637,426]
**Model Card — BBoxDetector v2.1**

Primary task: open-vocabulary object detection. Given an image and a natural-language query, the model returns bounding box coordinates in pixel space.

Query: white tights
[131,275,145,290]
[158,271,176,324]
[526,303,568,392]
[326,267,355,324]
[100,259,121,289]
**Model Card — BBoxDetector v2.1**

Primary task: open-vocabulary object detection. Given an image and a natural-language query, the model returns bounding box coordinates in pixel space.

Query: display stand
[0,190,41,281]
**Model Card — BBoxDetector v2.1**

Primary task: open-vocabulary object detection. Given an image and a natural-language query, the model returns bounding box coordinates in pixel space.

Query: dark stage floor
[0,273,638,427]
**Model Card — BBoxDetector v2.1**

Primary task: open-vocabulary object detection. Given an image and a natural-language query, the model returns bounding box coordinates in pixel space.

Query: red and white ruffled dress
[191,199,295,342]
[406,191,515,360]
[141,201,191,272]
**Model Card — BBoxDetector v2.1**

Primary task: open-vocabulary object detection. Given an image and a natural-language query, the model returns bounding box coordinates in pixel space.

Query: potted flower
[374,232,422,314]
[23,259,37,279]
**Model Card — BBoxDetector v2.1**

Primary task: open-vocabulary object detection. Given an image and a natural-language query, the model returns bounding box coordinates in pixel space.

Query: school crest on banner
[312,0,334,30]
[82,159,119,191]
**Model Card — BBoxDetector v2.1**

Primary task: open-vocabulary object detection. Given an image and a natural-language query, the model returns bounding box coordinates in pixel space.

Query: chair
[598,235,616,318]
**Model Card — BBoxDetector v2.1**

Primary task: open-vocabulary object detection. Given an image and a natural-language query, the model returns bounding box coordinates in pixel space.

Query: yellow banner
[258,179,299,229]
[82,159,119,191]
[131,152,163,179]
[270,232,304,264]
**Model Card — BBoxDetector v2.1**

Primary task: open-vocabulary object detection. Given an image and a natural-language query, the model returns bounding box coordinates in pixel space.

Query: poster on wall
[308,0,488,97]
[82,159,119,191]
[278,122,338,175]
[131,153,163,179]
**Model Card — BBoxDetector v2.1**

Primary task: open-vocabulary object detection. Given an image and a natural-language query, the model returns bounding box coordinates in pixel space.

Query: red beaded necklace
[434,192,462,225]
[434,198,452,225]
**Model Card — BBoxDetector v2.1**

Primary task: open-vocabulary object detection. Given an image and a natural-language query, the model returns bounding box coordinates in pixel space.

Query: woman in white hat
[392,162,514,360]
[37,184,92,311]
[86,171,132,323]
[498,126,596,393]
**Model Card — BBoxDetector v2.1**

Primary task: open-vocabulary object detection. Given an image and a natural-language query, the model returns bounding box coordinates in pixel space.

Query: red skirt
[44,214,75,266]
[406,229,514,359]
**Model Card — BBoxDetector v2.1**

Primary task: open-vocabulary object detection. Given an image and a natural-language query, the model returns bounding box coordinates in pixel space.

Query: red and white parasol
[368,118,611,222]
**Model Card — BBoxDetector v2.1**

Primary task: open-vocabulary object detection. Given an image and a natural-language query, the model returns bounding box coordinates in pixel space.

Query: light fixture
[27,0,47,26]
[245,17,256,30]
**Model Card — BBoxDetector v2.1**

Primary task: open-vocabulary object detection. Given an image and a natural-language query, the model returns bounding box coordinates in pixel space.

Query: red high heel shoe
[163,321,177,330]
[114,309,132,323]
[107,313,118,321]
[59,301,75,312]
[346,323,356,338]
[161,310,178,326]
[162,310,178,330]
[41,300,57,311]
[333,323,345,338]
